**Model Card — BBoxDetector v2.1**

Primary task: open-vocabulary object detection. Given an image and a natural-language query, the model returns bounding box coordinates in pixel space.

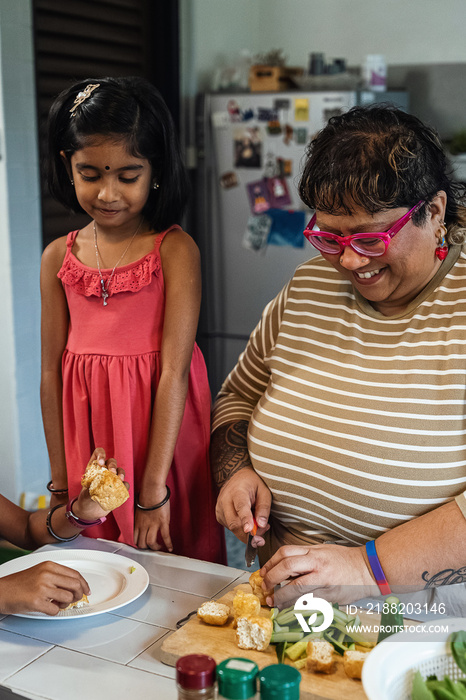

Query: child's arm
[40,238,70,503]
[134,229,202,551]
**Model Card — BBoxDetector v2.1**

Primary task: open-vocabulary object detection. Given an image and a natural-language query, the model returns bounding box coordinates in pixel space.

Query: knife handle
[251,516,258,536]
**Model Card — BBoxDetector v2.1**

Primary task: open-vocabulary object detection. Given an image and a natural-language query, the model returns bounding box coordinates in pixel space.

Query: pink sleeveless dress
[57,227,226,564]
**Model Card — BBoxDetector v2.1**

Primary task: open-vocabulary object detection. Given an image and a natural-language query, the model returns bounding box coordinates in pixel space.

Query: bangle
[365,539,392,596]
[65,497,107,529]
[46,480,68,494]
[46,504,79,542]
[136,485,170,511]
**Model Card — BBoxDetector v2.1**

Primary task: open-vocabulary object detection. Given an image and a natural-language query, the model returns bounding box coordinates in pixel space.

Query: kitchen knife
[245,516,258,568]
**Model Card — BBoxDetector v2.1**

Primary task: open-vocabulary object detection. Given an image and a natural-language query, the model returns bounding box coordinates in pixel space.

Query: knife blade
[245,516,258,568]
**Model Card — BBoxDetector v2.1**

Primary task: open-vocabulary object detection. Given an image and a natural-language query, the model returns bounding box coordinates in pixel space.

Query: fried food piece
[343,650,369,679]
[249,570,273,606]
[81,460,129,511]
[197,601,230,626]
[232,589,261,628]
[306,639,335,674]
[235,615,273,651]
[64,593,89,610]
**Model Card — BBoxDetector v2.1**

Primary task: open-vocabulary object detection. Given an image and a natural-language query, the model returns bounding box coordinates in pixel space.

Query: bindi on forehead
[105,166,110,170]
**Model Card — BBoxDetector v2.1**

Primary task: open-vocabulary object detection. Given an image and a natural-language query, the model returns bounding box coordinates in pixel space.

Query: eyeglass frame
[303,200,425,257]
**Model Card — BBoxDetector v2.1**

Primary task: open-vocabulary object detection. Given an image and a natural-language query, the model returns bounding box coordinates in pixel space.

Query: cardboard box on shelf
[249,65,303,92]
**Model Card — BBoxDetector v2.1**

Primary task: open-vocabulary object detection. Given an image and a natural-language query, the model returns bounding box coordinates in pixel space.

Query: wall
[0,0,47,502]
[182,0,466,94]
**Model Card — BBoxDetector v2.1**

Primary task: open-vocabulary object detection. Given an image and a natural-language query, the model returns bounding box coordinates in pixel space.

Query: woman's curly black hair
[298,104,466,243]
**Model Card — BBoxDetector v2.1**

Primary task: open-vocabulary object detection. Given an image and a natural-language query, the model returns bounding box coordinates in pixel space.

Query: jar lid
[217,657,259,699]
[258,664,301,700]
[176,654,216,690]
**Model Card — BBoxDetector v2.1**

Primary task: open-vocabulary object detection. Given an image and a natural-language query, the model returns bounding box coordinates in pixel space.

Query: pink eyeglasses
[303,201,425,257]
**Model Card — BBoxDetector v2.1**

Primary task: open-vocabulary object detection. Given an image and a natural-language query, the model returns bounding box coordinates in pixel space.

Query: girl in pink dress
[40,77,226,563]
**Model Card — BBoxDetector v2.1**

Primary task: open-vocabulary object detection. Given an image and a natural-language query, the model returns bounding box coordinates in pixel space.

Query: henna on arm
[210,421,253,488]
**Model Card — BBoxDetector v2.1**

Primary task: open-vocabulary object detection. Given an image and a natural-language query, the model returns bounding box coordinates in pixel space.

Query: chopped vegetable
[376,595,404,644]
[270,600,374,669]
[129,566,136,574]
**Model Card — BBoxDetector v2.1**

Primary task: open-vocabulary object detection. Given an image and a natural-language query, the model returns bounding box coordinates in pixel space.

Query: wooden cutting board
[160,584,377,700]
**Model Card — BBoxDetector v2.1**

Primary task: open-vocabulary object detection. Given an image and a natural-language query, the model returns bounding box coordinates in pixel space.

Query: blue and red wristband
[365,539,392,596]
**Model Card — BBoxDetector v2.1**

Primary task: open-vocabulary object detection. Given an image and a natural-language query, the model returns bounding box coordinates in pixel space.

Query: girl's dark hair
[47,76,190,231]
[298,104,466,237]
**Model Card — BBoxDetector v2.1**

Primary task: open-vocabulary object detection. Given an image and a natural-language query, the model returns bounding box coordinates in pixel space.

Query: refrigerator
[195,90,409,394]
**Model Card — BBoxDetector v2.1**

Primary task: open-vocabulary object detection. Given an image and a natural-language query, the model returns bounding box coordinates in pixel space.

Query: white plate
[0,550,149,619]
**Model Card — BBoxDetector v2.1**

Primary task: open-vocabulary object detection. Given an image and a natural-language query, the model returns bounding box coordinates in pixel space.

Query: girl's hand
[73,448,129,521]
[260,544,378,607]
[134,499,173,552]
[0,561,90,616]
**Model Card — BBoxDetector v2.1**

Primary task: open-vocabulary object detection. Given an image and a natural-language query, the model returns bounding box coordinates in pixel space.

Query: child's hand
[75,448,129,521]
[134,499,173,552]
[0,561,90,616]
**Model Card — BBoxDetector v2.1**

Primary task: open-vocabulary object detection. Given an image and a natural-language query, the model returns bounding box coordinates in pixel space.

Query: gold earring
[152,182,159,190]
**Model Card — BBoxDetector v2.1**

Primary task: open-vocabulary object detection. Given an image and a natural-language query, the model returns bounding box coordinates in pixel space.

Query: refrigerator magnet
[294,98,309,121]
[211,111,230,129]
[283,124,294,145]
[246,180,271,214]
[267,209,306,248]
[266,176,292,209]
[234,127,262,168]
[257,107,278,122]
[267,120,282,135]
[220,171,239,189]
[295,127,308,145]
[243,214,273,252]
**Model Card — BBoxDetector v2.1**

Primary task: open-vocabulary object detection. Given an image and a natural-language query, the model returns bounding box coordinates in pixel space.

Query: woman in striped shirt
[211,105,466,603]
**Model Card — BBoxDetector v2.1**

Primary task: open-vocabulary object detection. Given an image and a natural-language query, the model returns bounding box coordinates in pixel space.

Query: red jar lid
[176,654,216,690]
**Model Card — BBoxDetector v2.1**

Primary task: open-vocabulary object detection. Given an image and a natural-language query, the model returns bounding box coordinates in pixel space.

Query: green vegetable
[412,671,435,700]
[275,641,287,664]
[411,631,466,699]
[376,595,404,644]
[451,631,466,674]
[270,602,374,665]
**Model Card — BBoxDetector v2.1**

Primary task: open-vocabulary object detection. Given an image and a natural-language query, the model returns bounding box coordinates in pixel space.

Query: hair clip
[69,83,100,115]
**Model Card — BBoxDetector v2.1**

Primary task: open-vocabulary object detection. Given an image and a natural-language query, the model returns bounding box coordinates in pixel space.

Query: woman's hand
[215,467,272,544]
[0,561,90,616]
[261,544,378,607]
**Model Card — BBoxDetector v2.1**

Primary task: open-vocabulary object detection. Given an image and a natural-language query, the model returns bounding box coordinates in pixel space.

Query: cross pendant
[100,279,108,306]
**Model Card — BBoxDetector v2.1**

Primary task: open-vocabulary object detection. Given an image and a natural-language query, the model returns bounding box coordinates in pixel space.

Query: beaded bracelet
[365,539,392,596]
[136,485,171,511]
[46,504,79,542]
[46,480,68,495]
[65,497,107,529]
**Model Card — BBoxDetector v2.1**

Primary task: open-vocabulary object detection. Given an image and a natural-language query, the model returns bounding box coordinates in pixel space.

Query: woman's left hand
[261,544,378,607]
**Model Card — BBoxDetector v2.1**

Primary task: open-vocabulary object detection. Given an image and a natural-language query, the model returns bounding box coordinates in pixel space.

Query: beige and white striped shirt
[212,245,466,548]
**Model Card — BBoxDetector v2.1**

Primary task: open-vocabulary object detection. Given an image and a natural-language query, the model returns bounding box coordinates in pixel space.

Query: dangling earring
[70,178,74,186]
[435,222,449,261]
[152,182,159,190]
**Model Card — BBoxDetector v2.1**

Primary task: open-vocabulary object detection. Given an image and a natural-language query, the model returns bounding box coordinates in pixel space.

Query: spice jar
[176,654,216,699]
[217,657,259,699]
[258,664,301,699]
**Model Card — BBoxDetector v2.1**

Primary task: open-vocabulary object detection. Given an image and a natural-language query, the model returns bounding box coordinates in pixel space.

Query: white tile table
[0,538,249,700]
